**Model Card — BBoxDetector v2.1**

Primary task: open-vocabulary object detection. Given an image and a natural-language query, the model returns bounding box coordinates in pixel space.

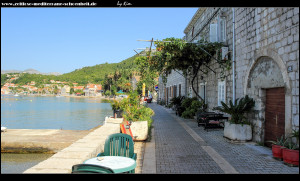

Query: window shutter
[218,83,222,106]
[209,24,218,43]
[218,81,226,106]
[219,17,226,42]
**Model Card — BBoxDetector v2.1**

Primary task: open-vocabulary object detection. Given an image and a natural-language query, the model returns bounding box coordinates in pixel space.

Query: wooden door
[264,87,285,147]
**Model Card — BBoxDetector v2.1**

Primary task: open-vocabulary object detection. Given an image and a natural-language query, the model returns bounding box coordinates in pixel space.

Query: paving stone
[147,104,299,174]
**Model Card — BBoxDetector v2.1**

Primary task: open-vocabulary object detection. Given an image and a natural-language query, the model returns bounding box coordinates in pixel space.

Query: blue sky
[1,8,198,74]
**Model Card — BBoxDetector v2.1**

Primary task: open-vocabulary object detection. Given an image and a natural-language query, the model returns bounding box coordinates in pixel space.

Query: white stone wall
[158,70,186,104]
[182,7,299,142]
[185,7,234,111]
[235,8,299,141]
[23,123,120,173]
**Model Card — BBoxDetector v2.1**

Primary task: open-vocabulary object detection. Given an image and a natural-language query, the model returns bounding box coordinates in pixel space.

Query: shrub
[213,95,255,124]
[181,97,207,119]
[121,91,154,122]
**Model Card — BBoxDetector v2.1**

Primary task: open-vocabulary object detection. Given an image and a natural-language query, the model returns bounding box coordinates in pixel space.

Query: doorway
[264,87,285,147]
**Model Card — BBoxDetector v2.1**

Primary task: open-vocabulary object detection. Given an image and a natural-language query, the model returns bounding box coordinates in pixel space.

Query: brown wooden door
[264,87,285,147]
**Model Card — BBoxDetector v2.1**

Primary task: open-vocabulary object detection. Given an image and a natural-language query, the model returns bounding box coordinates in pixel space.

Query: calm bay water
[1,95,113,130]
[1,95,113,173]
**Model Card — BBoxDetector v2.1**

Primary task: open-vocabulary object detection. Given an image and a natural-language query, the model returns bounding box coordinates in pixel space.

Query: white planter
[104,116,123,124]
[224,122,252,141]
[130,121,148,141]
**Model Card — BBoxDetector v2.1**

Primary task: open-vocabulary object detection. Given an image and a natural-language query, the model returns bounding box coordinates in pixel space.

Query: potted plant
[121,91,154,141]
[267,135,287,160]
[213,95,255,141]
[110,99,124,118]
[282,141,299,166]
[169,96,184,113]
[282,129,299,166]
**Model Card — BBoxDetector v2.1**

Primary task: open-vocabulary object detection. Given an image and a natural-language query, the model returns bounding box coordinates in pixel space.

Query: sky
[1,8,198,74]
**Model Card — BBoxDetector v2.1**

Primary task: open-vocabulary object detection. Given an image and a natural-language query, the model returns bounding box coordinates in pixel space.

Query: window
[166,87,168,102]
[218,16,226,42]
[174,85,177,98]
[209,17,226,43]
[218,81,226,106]
[209,24,218,43]
[178,84,181,97]
[199,83,206,103]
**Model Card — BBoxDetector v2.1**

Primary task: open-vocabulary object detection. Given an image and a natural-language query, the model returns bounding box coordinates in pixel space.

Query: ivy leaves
[149,37,224,83]
[145,37,228,100]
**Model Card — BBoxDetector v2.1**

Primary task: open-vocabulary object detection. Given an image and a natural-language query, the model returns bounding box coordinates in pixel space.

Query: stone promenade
[143,103,299,174]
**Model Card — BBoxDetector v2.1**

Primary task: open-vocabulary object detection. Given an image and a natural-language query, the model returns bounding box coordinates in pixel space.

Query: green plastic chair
[97,133,137,160]
[71,164,114,174]
[97,133,137,173]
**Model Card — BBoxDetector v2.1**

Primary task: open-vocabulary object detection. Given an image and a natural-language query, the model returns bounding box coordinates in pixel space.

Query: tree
[70,88,74,95]
[135,56,159,94]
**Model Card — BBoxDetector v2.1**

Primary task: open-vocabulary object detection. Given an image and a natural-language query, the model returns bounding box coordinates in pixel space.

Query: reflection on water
[1,153,54,173]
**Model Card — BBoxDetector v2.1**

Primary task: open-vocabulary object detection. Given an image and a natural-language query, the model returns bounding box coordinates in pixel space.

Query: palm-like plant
[213,95,255,124]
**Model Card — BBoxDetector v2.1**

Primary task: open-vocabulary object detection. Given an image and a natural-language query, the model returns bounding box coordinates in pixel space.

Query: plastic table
[83,156,136,173]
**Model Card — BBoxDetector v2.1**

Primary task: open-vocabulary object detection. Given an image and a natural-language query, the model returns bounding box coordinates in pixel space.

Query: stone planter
[130,121,148,141]
[104,116,123,124]
[224,122,252,141]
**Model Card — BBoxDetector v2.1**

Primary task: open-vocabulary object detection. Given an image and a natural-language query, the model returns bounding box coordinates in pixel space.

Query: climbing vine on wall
[147,37,231,101]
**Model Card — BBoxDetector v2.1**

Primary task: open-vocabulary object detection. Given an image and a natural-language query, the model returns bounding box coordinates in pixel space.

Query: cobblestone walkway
[148,104,299,174]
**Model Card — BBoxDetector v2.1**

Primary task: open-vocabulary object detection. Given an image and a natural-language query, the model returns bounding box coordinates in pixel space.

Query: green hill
[59,54,138,84]
[8,54,139,86]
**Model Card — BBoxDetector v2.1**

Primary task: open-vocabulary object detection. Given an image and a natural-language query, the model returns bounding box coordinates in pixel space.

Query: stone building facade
[159,7,299,144]
[158,70,186,105]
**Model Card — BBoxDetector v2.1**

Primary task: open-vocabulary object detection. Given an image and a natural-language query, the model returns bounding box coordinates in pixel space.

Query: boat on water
[14,94,19,97]
[1,126,7,132]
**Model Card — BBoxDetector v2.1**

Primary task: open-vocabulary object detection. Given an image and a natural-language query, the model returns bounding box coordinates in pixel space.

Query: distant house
[1,86,10,94]
[73,86,84,91]
[83,84,102,96]
[61,85,71,95]
[84,84,95,96]
[95,84,103,95]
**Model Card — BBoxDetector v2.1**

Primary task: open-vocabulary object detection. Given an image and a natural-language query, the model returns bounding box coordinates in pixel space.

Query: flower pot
[224,122,252,141]
[113,109,123,118]
[130,121,148,141]
[271,145,285,160]
[282,148,299,166]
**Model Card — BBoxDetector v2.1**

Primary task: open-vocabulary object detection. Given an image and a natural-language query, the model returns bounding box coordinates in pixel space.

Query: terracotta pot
[272,145,284,160]
[282,148,299,166]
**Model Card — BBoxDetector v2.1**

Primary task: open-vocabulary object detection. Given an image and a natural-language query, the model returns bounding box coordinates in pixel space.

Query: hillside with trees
[4,54,138,87]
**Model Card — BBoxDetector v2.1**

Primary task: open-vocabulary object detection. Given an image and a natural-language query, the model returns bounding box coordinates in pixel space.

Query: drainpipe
[232,8,236,105]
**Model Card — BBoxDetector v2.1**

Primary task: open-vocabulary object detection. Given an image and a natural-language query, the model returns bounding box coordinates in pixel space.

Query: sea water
[1,95,113,130]
[1,95,113,173]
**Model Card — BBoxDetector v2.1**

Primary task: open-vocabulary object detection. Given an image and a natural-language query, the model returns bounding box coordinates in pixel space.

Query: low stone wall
[23,123,120,173]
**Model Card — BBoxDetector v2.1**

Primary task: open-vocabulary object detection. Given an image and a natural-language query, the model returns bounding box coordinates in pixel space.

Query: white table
[83,156,136,173]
